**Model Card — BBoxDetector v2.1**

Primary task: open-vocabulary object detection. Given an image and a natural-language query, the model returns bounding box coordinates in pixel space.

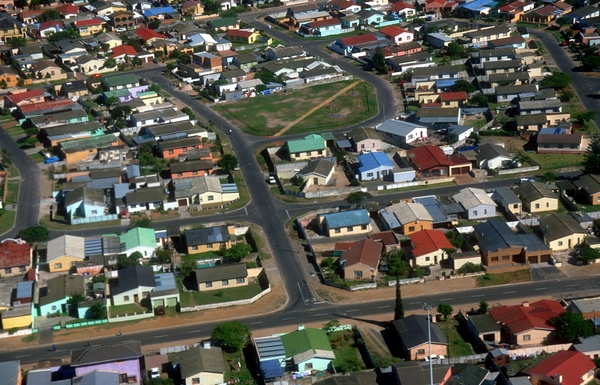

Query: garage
[152,299,164,308]
[528,255,538,264]
[178,199,188,207]
[166,297,178,307]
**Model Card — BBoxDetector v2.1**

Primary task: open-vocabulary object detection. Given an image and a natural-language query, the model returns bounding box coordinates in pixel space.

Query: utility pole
[423,303,433,385]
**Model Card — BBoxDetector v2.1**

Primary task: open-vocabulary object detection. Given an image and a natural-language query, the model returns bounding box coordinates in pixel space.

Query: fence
[378,181,419,190]
[441,343,573,365]
[386,277,422,286]
[0,328,34,339]
[498,166,539,175]
[71,214,118,225]
[285,76,353,91]
[66,319,109,329]
[108,311,154,323]
[587,212,600,219]
[284,186,364,199]
[180,285,271,312]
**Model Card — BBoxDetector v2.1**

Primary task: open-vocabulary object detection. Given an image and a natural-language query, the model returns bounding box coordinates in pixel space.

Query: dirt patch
[502,136,528,153]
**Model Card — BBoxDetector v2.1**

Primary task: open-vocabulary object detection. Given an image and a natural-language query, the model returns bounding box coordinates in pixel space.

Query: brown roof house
[334,239,382,280]
[393,315,448,361]
[194,263,248,292]
[172,346,226,385]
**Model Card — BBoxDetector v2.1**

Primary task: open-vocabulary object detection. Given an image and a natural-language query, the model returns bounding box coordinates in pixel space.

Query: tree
[156,248,172,264]
[178,54,192,65]
[104,96,119,108]
[48,29,80,43]
[211,321,252,352]
[179,260,196,278]
[105,58,117,68]
[446,41,465,59]
[181,107,195,120]
[573,111,597,126]
[148,19,161,29]
[445,230,464,249]
[346,191,372,206]
[147,378,175,385]
[583,135,600,174]
[149,83,162,94]
[90,302,108,319]
[337,356,366,372]
[478,300,489,314]
[550,312,593,341]
[132,57,143,68]
[371,47,386,73]
[39,9,61,21]
[7,37,27,48]
[110,105,133,119]
[541,71,571,90]
[323,319,340,335]
[67,293,85,314]
[469,93,488,107]
[17,226,49,244]
[388,250,407,320]
[452,79,476,95]
[221,243,252,263]
[437,302,453,321]
[117,252,142,269]
[130,217,153,229]
[541,172,556,183]
[217,154,238,174]
[0,149,12,168]
[580,247,600,263]
[583,55,600,70]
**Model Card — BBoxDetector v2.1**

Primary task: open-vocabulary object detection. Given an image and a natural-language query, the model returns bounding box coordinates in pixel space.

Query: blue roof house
[357,152,394,181]
[143,6,177,19]
[318,209,371,237]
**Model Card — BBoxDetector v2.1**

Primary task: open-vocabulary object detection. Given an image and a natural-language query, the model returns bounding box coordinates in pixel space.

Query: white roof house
[376,119,428,146]
[453,187,497,220]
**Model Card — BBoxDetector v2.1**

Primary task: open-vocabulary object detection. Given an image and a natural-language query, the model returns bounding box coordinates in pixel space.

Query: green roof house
[101,73,141,91]
[286,134,326,161]
[280,326,335,372]
[119,227,157,259]
[208,17,239,31]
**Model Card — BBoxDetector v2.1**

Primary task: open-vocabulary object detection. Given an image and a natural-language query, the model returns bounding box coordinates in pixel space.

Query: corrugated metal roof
[85,238,103,257]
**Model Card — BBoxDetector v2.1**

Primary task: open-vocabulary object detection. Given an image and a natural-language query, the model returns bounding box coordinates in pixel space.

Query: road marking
[377,305,391,309]
[440,298,453,301]
[250,322,262,325]
[16,355,30,358]
[471,294,484,297]
[534,287,548,291]
[297,282,307,305]
[409,302,421,305]
[314,313,328,317]
[346,309,359,313]
[187,330,201,334]
[566,284,580,287]
[503,291,516,294]
[244,207,248,216]
[154,335,168,339]
[286,210,291,219]
[283,317,296,320]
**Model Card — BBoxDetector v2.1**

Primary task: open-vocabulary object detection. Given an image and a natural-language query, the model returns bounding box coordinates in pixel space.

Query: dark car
[155,306,166,316]
[423,267,431,276]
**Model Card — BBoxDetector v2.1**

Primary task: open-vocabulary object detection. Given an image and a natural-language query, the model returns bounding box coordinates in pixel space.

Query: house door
[134,294,139,302]
[314,178,318,185]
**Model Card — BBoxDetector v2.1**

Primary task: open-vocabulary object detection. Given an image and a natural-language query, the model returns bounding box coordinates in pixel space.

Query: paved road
[530,29,600,129]
[3,274,600,363]
[0,126,41,238]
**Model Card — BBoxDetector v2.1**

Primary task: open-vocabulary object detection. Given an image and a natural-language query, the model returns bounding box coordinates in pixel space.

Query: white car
[150,368,160,379]
[268,176,276,184]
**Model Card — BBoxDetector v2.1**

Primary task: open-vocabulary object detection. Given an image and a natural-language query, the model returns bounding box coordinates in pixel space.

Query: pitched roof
[392,362,451,385]
[339,33,378,46]
[102,73,140,87]
[335,238,382,269]
[379,25,412,38]
[393,314,448,349]
[6,89,44,105]
[407,145,470,170]
[368,231,399,246]
[64,186,106,208]
[376,119,427,137]
[56,4,79,14]
[391,1,416,11]
[135,27,167,41]
[539,213,587,242]
[40,274,84,305]
[195,263,247,283]
[226,29,255,38]
[474,218,549,253]
[287,134,326,154]
[306,18,341,28]
[111,265,155,296]
[47,235,85,262]
[525,350,595,385]
[71,341,143,367]
[439,91,468,101]
[383,202,434,225]
[172,346,226,378]
[320,209,370,229]
[0,240,30,268]
[409,229,453,257]
[170,160,214,173]
[185,226,232,246]
[348,127,381,143]
[125,187,164,206]
[299,158,335,178]
[75,18,103,27]
[110,45,137,58]
[514,181,556,202]
[492,186,521,204]
[489,299,564,334]
[280,328,335,362]
[39,20,63,31]
[119,227,156,251]
[358,152,394,172]
[574,174,600,195]
[476,143,511,163]
[537,133,582,145]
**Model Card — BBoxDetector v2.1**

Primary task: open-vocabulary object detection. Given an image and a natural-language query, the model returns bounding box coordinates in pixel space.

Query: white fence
[349,282,377,291]
[378,181,419,190]
[108,311,154,323]
[180,286,271,312]
[441,343,573,365]
[0,328,33,339]
[387,277,422,286]
[498,166,539,175]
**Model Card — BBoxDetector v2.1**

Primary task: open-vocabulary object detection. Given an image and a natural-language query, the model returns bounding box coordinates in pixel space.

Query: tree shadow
[332,313,391,329]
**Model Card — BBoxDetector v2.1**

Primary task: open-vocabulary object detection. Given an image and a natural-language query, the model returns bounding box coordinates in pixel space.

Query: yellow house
[194,263,248,292]
[74,18,105,37]
[515,181,558,213]
[46,235,85,273]
[298,158,335,188]
[184,225,235,254]
[539,213,587,251]
[286,134,326,161]
[318,209,371,237]
[225,29,261,44]
[0,14,27,41]
[172,346,226,385]
[0,304,31,329]
[137,91,164,106]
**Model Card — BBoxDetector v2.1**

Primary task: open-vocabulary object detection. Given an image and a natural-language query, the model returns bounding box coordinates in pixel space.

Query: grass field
[438,319,474,357]
[5,181,19,204]
[178,281,264,307]
[109,303,149,317]
[212,80,378,136]
[477,269,531,287]
[527,152,584,170]
[0,210,15,234]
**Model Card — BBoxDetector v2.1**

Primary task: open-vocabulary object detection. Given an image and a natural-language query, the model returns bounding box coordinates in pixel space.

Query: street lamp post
[423,303,433,385]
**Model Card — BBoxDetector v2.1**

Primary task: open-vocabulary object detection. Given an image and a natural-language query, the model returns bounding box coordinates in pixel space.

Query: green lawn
[212,80,378,136]
[223,350,253,383]
[437,319,474,357]
[477,269,532,287]
[0,210,15,234]
[28,152,45,163]
[329,330,366,372]
[527,152,584,170]
[178,280,264,307]
[109,303,149,317]
[5,181,19,204]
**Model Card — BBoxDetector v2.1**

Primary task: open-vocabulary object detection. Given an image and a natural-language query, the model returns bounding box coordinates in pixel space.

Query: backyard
[329,329,368,373]
[437,318,475,358]
[109,303,149,318]
[177,280,264,307]
[526,152,584,171]
[212,80,377,136]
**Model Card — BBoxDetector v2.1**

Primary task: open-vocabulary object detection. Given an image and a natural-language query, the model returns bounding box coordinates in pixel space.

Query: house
[59,134,121,169]
[0,13,27,42]
[120,227,156,259]
[46,235,85,272]
[475,143,512,169]
[297,159,335,187]
[299,18,343,37]
[5,89,44,108]
[110,265,155,306]
[70,341,143,383]
[452,187,497,220]
[571,298,600,327]
[392,361,452,385]
[64,186,108,224]
[458,311,501,345]
[125,187,165,213]
[181,0,205,18]
[286,134,326,160]
[280,326,335,372]
[574,174,600,206]
[380,202,434,235]
[416,107,461,127]
[60,81,89,99]
[425,0,445,13]
[158,137,203,159]
[348,127,383,152]
[488,35,527,49]
[0,67,19,88]
[135,28,168,45]
[225,29,261,44]
[492,186,522,215]
[334,238,382,279]
[379,25,414,44]
[0,240,31,278]
[357,152,394,181]
[438,91,468,108]
[390,1,416,17]
[538,213,587,250]
[464,25,511,45]
[170,160,214,179]
[495,84,539,103]
[484,59,523,75]
[406,145,472,179]
[185,225,235,254]
[393,315,448,361]
[76,55,111,75]
[409,229,453,267]
[328,33,381,57]
[56,4,79,19]
[318,209,371,237]
[0,362,20,385]
[102,73,140,91]
[194,263,248,291]
[38,274,85,316]
[537,133,586,154]
[474,218,552,269]
[573,335,600,360]
[173,176,239,208]
[448,125,473,146]
[427,32,454,48]
[490,299,564,346]
[526,350,595,385]
[566,5,600,24]
[208,17,239,31]
[514,181,558,213]
[412,65,464,82]
[376,119,428,146]
[172,346,226,385]
[37,20,63,38]
[110,45,138,63]
[74,18,105,36]
[368,231,400,252]
[109,11,137,32]
[518,99,562,115]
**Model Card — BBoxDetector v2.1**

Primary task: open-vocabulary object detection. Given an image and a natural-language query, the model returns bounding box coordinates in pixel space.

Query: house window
[425,257,430,261]
[206,282,212,288]
[54,263,62,269]
[168,150,174,154]
[523,335,531,341]
[71,261,77,267]
[207,196,214,201]
[417,349,425,355]
[124,295,130,302]
[236,277,245,284]
[535,203,540,209]
[207,243,213,249]
[484,209,487,215]
[408,226,415,232]
[306,152,311,156]
[473,210,478,216]
[222,280,229,286]
[192,171,198,175]
[305,363,313,370]
[546,202,549,207]
[513,204,519,209]
[361,225,368,230]
[354,270,363,278]
[119,374,128,383]
[4,268,11,274]
[558,241,563,246]
[51,305,57,311]
[192,379,200,384]
[177,173,182,177]
[491,257,499,262]
[335,228,341,233]
[502,255,509,260]
[367,173,373,177]
[347,226,353,232]
[192,245,198,251]
[19,266,26,272]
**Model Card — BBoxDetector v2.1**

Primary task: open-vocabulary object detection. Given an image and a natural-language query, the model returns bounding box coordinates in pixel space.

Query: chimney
[522,301,529,307]
[554,374,562,385]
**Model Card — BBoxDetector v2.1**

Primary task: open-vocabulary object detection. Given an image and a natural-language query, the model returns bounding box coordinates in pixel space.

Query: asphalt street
[3,274,600,363]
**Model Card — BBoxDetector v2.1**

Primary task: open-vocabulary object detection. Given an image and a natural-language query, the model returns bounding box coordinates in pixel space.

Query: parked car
[268,176,276,184]
[150,368,160,379]
[44,155,60,164]
[155,306,165,316]
[423,267,431,276]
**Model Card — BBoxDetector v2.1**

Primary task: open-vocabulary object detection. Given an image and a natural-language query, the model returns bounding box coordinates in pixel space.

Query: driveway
[530,264,567,282]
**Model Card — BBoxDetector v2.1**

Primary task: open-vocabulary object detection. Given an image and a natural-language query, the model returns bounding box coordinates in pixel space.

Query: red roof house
[406,145,472,179]
[135,28,168,42]
[379,26,414,44]
[110,45,138,60]
[75,18,103,27]
[5,89,45,107]
[56,4,79,17]
[391,1,416,13]
[0,240,32,278]
[339,33,379,47]
[489,300,565,346]
[334,239,383,279]
[19,99,76,115]
[439,91,468,106]
[409,229,453,267]
[525,350,595,385]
